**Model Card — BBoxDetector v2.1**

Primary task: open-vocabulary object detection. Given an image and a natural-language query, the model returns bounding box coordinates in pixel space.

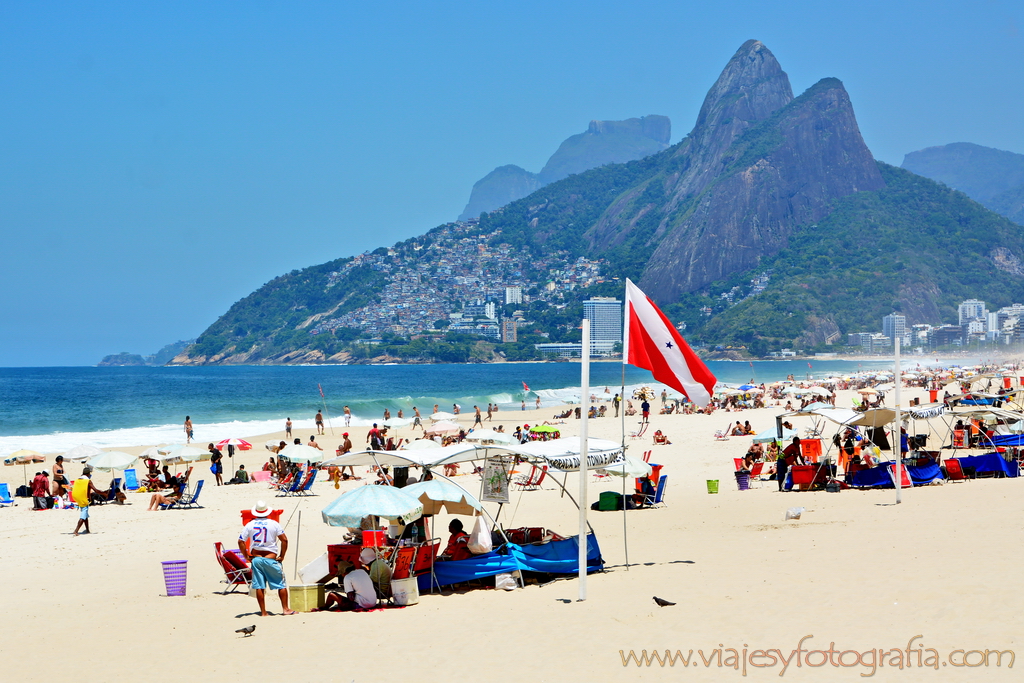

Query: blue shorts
[250,556,286,590]
[79,506,90,520]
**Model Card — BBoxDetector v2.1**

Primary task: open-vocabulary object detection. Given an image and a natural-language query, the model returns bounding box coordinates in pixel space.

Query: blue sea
[0,360,900,456]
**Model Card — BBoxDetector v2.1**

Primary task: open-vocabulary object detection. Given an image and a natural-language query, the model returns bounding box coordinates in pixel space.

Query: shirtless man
[336,433,356,477]
[184,416,193,444]
[412,407,422,431]
[315,411,325,435]
[473,406,483,427]
[343,405,351,427]
[285,417,292,438]
[308,435,323,451]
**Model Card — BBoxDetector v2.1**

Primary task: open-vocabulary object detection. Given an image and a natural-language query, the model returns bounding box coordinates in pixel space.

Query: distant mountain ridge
[174,40,1024,364]
[902,142,1024,224]
[458,115,671,220]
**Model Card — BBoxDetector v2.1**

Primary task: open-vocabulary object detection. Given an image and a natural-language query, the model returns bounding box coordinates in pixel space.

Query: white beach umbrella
[595,455,652,478]
[429,411,457,421]
[87,451,138,472]
[62,444,103,462]
[161,444,210,462]
[425,420,460,434]
[383,418,412,429]
[403,479,483,516]
[464,428,516,444]
[278,443,325,464]
[401,439,441,450]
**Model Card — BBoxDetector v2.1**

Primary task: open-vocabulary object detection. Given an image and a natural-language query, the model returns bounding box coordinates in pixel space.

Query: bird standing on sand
[653,596,676,607]
[236,625,256,637]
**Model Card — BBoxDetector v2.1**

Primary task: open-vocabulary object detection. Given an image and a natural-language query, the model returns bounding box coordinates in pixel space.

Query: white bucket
[391,577,419,606]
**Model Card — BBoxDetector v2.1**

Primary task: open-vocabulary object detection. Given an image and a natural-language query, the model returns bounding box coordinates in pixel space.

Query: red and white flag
[623,279,717,408]
[522,381,530,392]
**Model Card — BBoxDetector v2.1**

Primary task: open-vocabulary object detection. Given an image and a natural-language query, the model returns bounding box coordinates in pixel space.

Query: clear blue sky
[1,1,1021,366]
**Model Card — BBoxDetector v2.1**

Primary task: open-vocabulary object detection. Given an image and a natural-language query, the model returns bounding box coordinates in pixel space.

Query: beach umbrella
[383,418,412,429]
[278,443,325,464]
[87,451,138,472]
[751,427,798,443]
[140,446,164,458]
[401,439,441,450]
[216,438,252,451]
[595,455,652,479]
[464,428,516,444]
[875,383,895,392]
[62,444,103,462]
[738,384,757,391]
[264,439,282,451]
[4,449,46,485]
[321,485,423,527]
[529,425,560,433]
[429,411,457,421]
[161,444,211,462]
[857,388,878,395]
[425,420,460,434]
[403,479,482,516]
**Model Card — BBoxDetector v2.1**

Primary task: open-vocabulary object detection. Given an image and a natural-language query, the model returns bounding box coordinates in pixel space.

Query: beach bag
[467,515,492,555]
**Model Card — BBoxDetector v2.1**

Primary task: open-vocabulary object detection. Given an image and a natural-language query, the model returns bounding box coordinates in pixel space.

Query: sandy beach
[1,388,1021,682]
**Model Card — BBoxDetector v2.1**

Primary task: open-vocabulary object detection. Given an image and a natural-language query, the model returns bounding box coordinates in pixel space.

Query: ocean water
[0,360,897,455]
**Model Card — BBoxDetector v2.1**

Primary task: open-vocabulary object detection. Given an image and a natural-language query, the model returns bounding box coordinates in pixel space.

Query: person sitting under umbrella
[321,558,377,611]
[439,519,473,561]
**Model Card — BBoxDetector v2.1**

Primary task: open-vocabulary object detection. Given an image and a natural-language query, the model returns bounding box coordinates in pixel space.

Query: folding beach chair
[390,545,417,581]
[295,469,318,496]
[163,480,205,509]
[0,483,15,507]
[733,458,744,471]
[95,478,122,505]
[213,542,251,594]
[124,469,140,492]
[748,462,765,487]
[944,458,967,482]
[650,475,668,507]
[513,464,547,490]
[642,450,652,463]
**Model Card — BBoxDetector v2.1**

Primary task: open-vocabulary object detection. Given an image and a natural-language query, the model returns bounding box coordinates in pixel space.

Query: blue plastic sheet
[417,535,604,590]
[848,462,944,488]
[509,534,604,574]
[989,434,1024,447]
[955,452,1019,478]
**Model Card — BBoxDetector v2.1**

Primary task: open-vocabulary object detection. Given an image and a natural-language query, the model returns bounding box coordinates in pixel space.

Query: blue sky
[1,1,1021,366]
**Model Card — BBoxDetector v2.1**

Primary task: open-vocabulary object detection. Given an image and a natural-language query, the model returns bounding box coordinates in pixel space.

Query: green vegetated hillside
[690,163,1024,352]
[174,40,1024,364]
[187,259,386,362]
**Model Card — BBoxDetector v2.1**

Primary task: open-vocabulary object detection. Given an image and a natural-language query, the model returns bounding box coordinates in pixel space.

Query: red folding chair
[214,542,251,594]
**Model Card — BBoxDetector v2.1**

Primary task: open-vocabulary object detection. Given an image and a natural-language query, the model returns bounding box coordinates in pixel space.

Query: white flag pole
[578,318,591,601]
[894,337,903,504]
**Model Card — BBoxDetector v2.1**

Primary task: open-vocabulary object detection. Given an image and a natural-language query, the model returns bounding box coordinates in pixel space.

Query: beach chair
[748,462,765,487]
[95,478,122,505]
[642,450,652,463]
[649,475,668,507]
[733,458,744,471]
[390,545,417,581]
[944,458,967,482]
[124,469,140,492]
[276,470,308,496]
[0,483,14,507]
[164,480,205,509]
[714,430,730,441]
[513,465,547,491]
[295,469,318,496]
[214,542,251,594]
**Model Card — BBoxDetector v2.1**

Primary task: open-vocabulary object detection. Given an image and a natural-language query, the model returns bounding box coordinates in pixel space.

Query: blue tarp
[417,534,604,590]
[960,397,995,406]
[955,452,1019,478]
[417,552,519,590]
[509,534,604,574]
[989,434,1024,447]
[848,462,944,488]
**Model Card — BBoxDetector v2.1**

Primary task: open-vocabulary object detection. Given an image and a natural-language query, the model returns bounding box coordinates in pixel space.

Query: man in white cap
[322,548,377,611]
[239,501,295,616]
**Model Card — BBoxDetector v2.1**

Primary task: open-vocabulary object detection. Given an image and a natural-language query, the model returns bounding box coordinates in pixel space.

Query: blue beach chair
[296,469,318,496]
[162,480,205,509]
[124,469,140,492]
[0,483,14,507]
[650,475,668,507]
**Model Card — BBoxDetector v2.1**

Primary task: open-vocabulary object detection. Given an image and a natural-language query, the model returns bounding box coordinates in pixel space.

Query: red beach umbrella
[216,438,253,451]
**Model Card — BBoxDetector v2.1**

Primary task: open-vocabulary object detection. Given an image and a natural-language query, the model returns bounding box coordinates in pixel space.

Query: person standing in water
[184,416,193,443]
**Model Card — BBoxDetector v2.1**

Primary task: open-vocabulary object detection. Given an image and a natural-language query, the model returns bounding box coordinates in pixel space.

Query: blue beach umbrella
[321,485,424,527]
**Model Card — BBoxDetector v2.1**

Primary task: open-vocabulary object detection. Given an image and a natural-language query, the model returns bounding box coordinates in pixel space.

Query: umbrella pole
[294,510,301,581]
